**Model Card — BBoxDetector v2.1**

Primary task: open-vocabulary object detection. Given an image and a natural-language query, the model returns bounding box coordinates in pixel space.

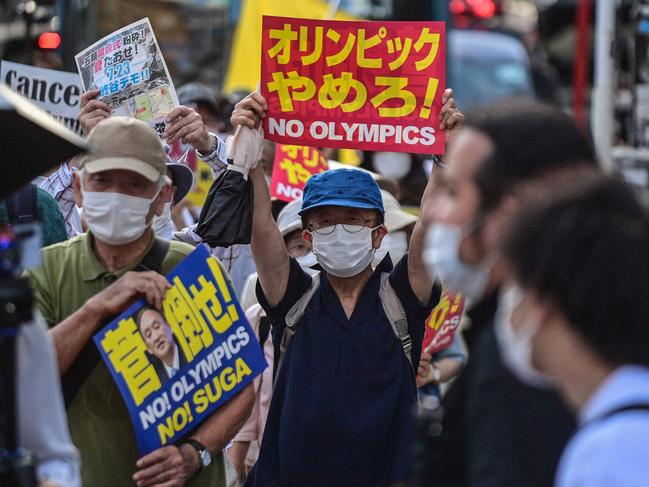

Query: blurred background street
[3,0,647,196]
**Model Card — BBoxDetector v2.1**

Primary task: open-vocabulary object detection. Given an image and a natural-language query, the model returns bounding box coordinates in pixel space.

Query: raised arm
[408,89,464,304]
[232,93,291,307]
[249,164,291,306]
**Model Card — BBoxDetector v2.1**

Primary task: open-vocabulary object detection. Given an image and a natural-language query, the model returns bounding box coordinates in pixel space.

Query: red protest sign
[422,291,464,355]
[270,144,329,202]
[261,16,446,154]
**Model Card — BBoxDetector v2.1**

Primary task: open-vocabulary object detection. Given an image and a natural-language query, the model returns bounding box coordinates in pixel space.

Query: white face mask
[311,224,376,278]
[374,230,408,266]
[372,152,412,180]
[82,183,161,246]
[153,202,175,239]
[296,252,319,275]
[494,286,554,389]
[423,223,493,304]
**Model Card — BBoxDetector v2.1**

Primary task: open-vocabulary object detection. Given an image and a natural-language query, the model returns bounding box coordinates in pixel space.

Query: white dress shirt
[38,162,83,238]
[555,366,649,487]
[162,344,181,378]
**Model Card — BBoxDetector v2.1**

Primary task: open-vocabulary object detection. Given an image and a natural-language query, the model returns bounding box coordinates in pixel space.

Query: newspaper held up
[75,18,178,137]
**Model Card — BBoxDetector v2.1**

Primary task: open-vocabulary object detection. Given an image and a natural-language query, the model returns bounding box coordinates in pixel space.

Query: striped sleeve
[198,133,228,178]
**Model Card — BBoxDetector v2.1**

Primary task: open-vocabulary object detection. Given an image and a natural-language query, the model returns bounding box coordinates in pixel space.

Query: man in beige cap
[25,117,254,487]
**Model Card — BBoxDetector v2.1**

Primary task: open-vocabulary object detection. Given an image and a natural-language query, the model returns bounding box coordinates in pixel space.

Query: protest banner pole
[591,0,615,172]
[572,0,592,130]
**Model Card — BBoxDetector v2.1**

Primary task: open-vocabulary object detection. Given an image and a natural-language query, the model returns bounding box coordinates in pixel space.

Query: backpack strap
[274,271,416,384]
[274,272,320,382]
[6,184,38,225]
[378,272,414,377]
[61,237,171,407]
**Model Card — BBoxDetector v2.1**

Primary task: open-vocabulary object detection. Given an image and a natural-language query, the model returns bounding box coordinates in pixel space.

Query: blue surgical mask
[423,223,493,304]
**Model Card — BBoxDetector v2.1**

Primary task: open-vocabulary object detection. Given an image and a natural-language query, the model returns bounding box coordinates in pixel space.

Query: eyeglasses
[308,217,378,235]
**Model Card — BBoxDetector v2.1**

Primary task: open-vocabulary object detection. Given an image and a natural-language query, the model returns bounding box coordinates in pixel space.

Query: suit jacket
[149,340,188,385]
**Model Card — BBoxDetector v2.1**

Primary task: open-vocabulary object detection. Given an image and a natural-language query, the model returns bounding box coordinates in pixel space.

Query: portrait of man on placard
[136,306,187,384]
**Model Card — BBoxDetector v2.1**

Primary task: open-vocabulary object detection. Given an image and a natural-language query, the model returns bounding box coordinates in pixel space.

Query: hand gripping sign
[422,291,465,355]
[270,144,329,202]
[93,245,267,454]
[261,16,446,154]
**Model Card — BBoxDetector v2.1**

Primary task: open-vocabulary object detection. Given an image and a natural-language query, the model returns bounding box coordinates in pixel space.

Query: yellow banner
[224,0,356,93]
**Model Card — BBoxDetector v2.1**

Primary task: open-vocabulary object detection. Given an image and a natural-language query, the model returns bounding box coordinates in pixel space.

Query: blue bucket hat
[299,168,384,216]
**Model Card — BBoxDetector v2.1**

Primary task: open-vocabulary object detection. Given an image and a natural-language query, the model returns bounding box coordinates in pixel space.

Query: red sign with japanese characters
[261,16,446,154]
[270,144,329,202]
[422,291,464,355]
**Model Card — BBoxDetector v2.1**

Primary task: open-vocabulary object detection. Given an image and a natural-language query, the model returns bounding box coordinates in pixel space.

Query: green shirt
[0,187,68,246]
[25,233,226,487]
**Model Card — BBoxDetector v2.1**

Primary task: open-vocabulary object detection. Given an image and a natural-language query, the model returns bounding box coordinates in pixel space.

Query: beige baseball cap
[79,117,167,182]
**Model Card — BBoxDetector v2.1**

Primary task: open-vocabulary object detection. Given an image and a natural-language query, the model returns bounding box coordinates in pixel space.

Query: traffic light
[37,31,61,50]
[449,0,502,19]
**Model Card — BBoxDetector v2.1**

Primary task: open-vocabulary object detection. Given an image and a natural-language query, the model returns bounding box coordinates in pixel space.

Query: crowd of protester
[3,28,649,487]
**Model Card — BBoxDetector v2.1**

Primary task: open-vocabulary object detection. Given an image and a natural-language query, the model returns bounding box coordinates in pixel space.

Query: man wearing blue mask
[25,117,254,487]
[422,101,597,487]
[230,90,463,487]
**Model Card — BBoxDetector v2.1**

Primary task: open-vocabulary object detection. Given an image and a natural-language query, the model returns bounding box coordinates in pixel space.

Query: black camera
[0,225,38,487]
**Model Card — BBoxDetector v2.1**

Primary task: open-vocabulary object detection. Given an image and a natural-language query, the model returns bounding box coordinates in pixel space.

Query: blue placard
[93,245,267,454]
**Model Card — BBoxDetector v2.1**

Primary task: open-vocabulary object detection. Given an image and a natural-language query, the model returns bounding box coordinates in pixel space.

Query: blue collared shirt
[555,366,649,487]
